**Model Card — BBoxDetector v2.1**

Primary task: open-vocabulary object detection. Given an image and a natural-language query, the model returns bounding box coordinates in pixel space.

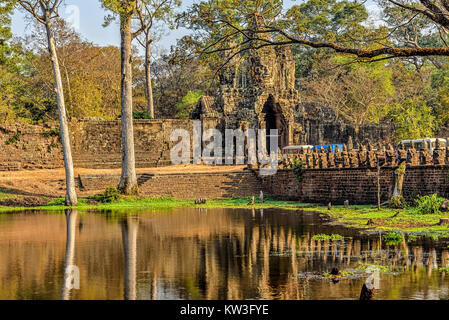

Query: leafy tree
[0,65,18,123]
[100,0,143,194]
[175,90,204,118]
[286,0,369,42]
[431,66,449,126]
[151,49,216,118]
[0,1,17,66]
[302,56,395,128]
[135,0,181,118]
[198,0,449,62]
[387,98,436,141]
[0,1,27,123]
[25,19,123,119]
[379,0,447,70]
[14,0,78,206]
[286,0,374,81]
[181,0,284,71]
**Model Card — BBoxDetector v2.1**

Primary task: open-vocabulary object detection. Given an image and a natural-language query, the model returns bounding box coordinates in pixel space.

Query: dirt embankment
[0,165,247,206]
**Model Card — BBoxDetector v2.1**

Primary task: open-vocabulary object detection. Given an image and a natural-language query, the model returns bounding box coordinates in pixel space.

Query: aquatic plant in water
[322,270,355,279]
[312,234,344,241]
[356,263,390,273]
[438,267,449,274]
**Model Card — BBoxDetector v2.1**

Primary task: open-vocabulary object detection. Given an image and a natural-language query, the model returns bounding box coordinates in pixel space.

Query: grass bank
[309,205,449,239]
[0,193,301,212]
[1,190,449,238]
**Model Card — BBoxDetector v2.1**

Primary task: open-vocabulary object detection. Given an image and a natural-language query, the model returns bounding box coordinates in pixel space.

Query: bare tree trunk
[145,34,154,119]
[44,20,77,206]
[63,65,73,115]
[377,161,381,211]
[118,15,138,195]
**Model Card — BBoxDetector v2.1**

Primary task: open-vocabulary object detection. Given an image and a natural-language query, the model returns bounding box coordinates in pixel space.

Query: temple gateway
[191,41,393,150]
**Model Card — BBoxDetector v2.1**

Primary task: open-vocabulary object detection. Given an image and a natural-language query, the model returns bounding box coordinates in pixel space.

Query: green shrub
[5,133,20,145]
[95,187,121,203]
[117,111,153,120]
[175,90,204,119]
[42,128,60,138]
[389,195,406,209]
[383,232,403,245]
[290,156,306,182]
[132,111,153,119]
[411,193,445,215]
[397,162,406,175]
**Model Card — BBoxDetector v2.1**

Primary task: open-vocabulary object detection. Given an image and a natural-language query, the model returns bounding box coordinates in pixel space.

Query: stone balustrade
[279,140,449,170]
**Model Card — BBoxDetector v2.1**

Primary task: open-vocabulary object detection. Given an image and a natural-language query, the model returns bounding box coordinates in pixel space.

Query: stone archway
[262,95,288,152]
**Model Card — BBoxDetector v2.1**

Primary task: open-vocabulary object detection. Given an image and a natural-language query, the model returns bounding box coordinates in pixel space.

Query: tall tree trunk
[118,15,138,194]
[63,65,73,115]
[145,35,154,119]
[44,20,77,206]
[377,161,381,211]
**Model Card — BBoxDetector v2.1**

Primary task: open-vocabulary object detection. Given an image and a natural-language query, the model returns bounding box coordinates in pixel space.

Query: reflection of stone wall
[0,209,448,300]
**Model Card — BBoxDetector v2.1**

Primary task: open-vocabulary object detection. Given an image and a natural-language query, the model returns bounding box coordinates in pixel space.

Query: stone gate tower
[192,14,301,150]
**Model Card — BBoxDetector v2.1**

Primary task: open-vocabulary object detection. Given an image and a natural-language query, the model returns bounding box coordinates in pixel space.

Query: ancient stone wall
[294,102,394,146]
[262,166,449,204]
[438,126,449,139]
[280,140,449,170]
[70,119,193,169]
[0,123,63,171]
[0,120,193,171]
[79,171,263,199]
[268,141,449,203]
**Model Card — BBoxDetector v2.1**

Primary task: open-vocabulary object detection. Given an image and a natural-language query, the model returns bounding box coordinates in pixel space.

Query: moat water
[0,208,448,300]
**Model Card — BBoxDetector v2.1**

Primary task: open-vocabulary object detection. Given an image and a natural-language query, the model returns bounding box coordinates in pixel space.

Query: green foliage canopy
[175,90,204,119]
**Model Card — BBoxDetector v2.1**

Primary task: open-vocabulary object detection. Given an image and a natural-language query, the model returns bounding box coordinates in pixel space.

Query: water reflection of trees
[134,209,449,300]
[0,209,448,299]
[61,209,78,300]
